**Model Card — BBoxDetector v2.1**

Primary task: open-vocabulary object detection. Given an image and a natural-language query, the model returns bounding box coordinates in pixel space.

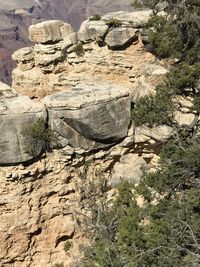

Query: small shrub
[64,241,71,253]
[74,43,85,57]
[132,84,173,127]
[52,264,64,267]
[104,18,122,27]
[21,117,57,156]
[89,14,101,21]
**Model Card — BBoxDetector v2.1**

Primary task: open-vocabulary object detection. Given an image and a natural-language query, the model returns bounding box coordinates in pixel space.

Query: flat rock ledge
[0,82,131,164]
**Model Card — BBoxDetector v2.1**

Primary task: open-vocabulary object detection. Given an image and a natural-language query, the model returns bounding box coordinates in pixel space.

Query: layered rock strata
[0,12,198,267]
[12,11,158,99]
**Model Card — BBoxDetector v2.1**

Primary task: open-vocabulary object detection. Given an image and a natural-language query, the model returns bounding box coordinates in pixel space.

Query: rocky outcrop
[0,0,135,84]
[78,20,109,43]
[0,81,131,164]
[0,13,187,267]
[44,83,131,150]
[0,94,46,164]
[12,15,165,99]
[134,125,174,143]
[105,27,139,48]
[28,20,74,44]
[109,153,147,186]
[8,17,172,166]
[78,10,152,46]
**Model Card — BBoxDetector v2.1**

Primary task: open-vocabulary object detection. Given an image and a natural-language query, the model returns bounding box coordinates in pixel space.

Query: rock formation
[0,0,134,84]
[1,12,196,267]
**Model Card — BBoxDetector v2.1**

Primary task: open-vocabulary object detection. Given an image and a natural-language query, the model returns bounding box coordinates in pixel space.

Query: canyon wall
[0,12,197,266]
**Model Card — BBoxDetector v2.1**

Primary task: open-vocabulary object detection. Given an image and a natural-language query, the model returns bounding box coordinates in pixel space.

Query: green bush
[132,84,173,127]
[89,14,102,21]
[21,117,56,156]
[52,264,64,267]
[74,43,85,57]
[166,62,200,95]
[64,241,71,253]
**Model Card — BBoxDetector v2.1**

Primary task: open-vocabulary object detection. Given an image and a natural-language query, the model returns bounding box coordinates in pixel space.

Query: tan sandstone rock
[29,20,74,44]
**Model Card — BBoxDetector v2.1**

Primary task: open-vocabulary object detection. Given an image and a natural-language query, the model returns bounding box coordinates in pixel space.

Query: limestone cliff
[0,11,187,267]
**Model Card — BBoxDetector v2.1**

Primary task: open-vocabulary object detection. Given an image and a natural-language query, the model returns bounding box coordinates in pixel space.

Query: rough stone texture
[29,20,74,44]
[12,40,160,99]
[131,63,168,101]
[34,42,63,54]
[0,145,159,266]
[62,33,79,50]
[35,50,64,67]
[134,125,174,143]
[110,153,147,186]
[12,68,45,97]
[174,111,197,128]
[78,20,109,42]
[43,83,131,149]
[0,81,17,98]
[105,27,139,48]
[12,47,34,62]
[102,10,152,27]
[0,95,46,164]
[0,152,81,267]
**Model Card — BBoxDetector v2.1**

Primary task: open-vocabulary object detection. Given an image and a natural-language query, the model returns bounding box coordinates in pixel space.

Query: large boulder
[29,20,74,44]
[105,27,139,48]
[102,10,152,27]
[78,20,109,42]
[0,95,46,164]
[43,83,131,150]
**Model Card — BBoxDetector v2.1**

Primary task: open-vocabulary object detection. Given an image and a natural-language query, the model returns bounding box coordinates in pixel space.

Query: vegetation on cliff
[80,1,200,266]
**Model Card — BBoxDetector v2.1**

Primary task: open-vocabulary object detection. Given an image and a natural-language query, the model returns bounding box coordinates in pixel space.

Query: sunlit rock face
[0,0,134,85]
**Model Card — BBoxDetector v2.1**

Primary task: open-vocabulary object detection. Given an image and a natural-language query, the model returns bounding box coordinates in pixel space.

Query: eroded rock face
[134,125,174,143]
[78,20,109,43]
[105,27,139,48]
[43,83,131,149]
[12,47,34,63]
[0,95,46,164]
[78,10,152,47]
[29,20,74,44]
[110,153,147,186]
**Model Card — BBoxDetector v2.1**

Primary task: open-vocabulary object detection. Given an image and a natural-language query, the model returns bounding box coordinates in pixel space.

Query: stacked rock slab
[43,83,131,150]
[78,10,152,47]
[11,11,153,98]
[0,81,131,164]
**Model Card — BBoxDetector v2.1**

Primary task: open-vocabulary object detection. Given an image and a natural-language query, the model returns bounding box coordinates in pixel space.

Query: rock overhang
[43,83,130,109]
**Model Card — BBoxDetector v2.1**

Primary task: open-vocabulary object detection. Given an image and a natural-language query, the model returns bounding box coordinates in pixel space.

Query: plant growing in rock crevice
[74,42,85,57]
[21,117,57,157]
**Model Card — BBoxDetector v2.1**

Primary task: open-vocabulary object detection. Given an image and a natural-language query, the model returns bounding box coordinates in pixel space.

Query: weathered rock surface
[29,20,74,44]
[131,63,168,101]
[102,10,152,27]
[0,95,46,164]
[12,47,34,62]
[43,83,131,149]
[105,27,139,48]
[134,125,174,143]
[78,10,152,47]
[78,20,109,42]
[110,153,147,186]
